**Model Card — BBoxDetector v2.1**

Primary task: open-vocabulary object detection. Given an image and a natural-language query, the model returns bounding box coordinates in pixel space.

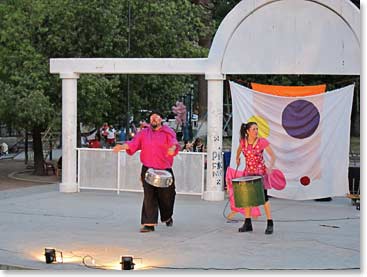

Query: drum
[144,168,173,188]
[232,176,265,207]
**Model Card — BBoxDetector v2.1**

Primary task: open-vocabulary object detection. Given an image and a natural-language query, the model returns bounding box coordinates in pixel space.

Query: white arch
[50,0,360,200]
[208,0,360,74]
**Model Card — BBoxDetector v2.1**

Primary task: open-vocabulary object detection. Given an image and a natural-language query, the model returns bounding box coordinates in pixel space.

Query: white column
[59,72,79,193]
[203,73,226,201]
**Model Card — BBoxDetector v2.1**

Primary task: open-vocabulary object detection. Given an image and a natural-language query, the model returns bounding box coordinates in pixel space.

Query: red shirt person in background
[88,133,101,148]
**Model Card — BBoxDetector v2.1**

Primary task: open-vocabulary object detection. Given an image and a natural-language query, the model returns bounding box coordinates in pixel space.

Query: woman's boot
[239,218,253,232]
[265,219,273,234]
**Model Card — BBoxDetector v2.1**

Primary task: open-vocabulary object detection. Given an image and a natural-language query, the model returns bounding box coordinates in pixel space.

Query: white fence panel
[78,149,206,196]
[78,149,118,191]
[172,152,205,195]
[120,151,143,192]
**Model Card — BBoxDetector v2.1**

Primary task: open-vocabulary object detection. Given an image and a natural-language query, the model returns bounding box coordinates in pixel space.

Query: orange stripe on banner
[251,83,326,96]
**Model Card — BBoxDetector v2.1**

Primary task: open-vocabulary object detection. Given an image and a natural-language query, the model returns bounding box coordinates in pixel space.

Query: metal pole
[189,85,194,140]
[126,0,131,133]
[49,139,53,161]
[24,130,28,165]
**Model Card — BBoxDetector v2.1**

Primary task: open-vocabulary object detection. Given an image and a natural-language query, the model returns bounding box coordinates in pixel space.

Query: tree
[125,1,213,120]
[0,0,213,174]
[0,2,54,174]
[0,0,129,174]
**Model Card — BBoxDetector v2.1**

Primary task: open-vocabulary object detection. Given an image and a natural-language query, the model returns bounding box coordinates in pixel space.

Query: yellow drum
[232,176,265,207]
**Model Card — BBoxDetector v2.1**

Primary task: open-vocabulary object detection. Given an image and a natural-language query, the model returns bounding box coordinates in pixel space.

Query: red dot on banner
[300,176,311,186]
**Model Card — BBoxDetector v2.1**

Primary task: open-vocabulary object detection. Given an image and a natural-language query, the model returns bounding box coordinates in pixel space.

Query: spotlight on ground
[44,248,56,264]
[120,256,135,270]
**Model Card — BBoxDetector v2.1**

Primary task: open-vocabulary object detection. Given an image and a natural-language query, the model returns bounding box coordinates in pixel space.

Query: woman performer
[236,122,276,234]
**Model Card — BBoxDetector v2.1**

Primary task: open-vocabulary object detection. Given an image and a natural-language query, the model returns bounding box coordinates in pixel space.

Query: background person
[192,137,204,152]
[88,133,101,148]
[1,142,9,156]
[106,125,116,148]
[100,122,109,148]
[182,140,192,152]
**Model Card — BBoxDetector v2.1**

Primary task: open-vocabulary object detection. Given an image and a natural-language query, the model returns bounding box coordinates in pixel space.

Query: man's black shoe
[166,218,173,227]
[140,225,155,233]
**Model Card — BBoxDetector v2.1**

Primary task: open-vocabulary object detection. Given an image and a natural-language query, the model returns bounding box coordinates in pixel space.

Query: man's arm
[113,131,142,155]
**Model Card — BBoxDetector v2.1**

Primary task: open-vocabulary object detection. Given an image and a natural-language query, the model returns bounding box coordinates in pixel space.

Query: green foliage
[0,1,53,130]
[0,0,212,132]
[129,0,211,58]
[129,75,193,121]
[78,75,121,127]
[0,0,214,174]
[211,0,241,28]
[0,81,15,128]
[123,0,213,123]
[16,90,53,129]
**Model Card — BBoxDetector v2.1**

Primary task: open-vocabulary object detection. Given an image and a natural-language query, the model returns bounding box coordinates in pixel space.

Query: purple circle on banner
[282,100,320,139]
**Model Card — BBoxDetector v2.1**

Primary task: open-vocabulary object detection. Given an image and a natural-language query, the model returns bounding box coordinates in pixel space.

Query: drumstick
[234,165,239,178]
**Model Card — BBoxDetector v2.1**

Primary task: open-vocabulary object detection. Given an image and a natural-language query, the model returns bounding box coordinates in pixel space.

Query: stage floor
[0,183,360,272]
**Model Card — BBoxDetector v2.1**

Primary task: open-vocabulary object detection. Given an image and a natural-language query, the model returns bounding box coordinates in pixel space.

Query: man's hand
[113,144,128,153]
[167,145,177,156]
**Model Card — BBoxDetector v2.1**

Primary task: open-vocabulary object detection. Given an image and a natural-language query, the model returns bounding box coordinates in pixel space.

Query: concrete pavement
[0,182,360,272]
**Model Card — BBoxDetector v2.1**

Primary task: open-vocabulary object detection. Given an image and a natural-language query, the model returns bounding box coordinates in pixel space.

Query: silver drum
[144,168,173,188]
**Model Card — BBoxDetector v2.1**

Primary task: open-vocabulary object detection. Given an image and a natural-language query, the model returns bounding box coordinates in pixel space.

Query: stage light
[44,248,63,264]
[120,256,135,270]
[44,248,56,264]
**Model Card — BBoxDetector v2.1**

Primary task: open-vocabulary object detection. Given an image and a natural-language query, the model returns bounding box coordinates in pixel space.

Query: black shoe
[314,197,332,202]
[265,219,273,235]
[165,218,173,227]
[238,218,253,232]
[265,225,273,234]
[140,225,155,233]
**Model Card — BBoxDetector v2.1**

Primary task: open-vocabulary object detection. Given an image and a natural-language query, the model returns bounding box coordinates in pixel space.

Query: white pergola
[50,0,360,201]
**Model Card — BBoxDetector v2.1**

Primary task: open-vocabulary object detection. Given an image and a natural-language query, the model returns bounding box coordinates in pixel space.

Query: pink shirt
[240,137,269,176]
[126,125,180,169]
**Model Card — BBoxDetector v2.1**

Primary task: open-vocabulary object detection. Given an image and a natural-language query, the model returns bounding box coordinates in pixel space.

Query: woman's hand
[236,156,240,166]
[267,161,275,173]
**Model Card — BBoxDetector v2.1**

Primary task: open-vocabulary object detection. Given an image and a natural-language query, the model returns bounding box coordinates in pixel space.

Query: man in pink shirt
[113,111,180,233]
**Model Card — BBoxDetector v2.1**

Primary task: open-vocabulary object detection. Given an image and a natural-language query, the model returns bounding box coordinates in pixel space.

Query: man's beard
[151,122,161,129]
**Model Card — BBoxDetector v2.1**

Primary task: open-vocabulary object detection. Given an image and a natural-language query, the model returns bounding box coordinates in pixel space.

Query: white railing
[77,148,206,197]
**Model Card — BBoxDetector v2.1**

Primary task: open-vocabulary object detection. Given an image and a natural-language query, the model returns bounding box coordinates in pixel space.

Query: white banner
[230,81,354,200]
